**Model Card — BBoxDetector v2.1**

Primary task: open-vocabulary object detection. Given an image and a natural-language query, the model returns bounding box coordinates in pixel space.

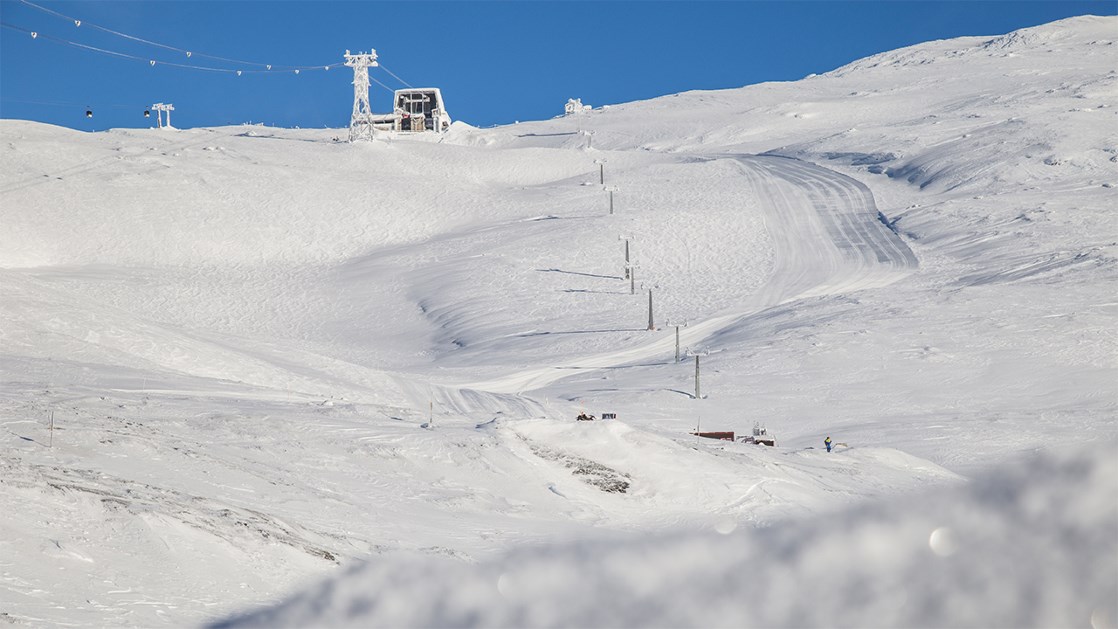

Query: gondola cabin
[372,88,451,133]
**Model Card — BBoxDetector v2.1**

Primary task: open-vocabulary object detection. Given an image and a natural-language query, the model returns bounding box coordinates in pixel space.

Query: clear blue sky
[2,1,1114,131]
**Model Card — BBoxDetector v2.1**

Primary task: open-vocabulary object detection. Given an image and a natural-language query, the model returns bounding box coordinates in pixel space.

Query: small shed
[692,431,735,442]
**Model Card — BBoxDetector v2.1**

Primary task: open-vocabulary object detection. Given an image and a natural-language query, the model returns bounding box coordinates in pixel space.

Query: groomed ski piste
[1,15,1116,628]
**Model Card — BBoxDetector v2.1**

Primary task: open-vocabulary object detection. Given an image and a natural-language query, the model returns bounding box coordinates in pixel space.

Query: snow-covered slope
[1,15,1115,628]
[216,445,1118,629]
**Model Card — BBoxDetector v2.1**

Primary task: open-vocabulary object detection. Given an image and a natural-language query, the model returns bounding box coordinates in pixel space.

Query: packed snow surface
[1,15,1115,628]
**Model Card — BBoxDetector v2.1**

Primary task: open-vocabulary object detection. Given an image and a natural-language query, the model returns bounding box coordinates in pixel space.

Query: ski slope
[463,154,917,394]
[0,14,1115,628]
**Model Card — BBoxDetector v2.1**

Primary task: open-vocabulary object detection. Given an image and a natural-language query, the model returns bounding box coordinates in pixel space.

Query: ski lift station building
[371,88,451,133]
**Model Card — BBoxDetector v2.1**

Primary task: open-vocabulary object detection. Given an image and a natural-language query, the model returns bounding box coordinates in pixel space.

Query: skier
[824,436,833,452]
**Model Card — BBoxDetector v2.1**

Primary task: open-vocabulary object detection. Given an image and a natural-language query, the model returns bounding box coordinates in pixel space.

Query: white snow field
[1,15,1115,628]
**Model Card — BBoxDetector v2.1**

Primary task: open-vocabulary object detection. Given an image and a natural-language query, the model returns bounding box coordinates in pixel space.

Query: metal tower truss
[344,49,379,142]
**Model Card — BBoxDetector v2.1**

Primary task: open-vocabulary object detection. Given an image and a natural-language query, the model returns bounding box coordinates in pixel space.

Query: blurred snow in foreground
[217,444,1116,628]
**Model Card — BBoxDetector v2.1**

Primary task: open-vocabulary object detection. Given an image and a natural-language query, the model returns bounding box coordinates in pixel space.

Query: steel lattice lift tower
[344,49,378,142]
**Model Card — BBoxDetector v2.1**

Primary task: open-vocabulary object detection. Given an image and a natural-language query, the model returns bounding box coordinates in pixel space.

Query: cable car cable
[12,1,343,72]
[2,22,343,74]
[369,75,395,94]
[13,1,427,87]
[378,64,412,88]
[8,3,428,96]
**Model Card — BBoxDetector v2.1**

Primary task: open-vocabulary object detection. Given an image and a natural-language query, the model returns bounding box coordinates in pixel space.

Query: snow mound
[214,445,1117,629]
[493,418,960,524]
[829,15,1115,76]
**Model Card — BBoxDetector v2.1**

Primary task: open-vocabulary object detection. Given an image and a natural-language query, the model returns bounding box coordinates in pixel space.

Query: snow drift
[215,444,1118,629]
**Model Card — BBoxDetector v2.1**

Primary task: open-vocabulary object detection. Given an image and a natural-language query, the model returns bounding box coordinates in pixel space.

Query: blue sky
[2,1,1115,131]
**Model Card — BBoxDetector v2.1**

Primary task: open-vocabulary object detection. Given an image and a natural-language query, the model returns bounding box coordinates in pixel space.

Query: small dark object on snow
[693,431,734,441]
[576,413,596,421]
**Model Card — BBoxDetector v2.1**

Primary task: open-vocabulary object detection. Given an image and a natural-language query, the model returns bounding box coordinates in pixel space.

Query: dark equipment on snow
[739,423,776,446]
[576,413,596,422]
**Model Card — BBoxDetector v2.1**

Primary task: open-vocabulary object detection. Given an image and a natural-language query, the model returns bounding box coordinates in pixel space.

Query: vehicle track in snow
[459,154,918,396]
[737,154,917,302]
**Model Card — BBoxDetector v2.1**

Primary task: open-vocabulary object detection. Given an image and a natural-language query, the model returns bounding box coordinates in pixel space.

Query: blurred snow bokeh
[216,445,1116,628]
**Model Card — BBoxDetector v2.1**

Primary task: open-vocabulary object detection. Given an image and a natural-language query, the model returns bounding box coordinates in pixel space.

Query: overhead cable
[8,1,416,90]
[369,74,396,94]
[1,22,342,74]
[14,0,343,72]
[379,65,413,88]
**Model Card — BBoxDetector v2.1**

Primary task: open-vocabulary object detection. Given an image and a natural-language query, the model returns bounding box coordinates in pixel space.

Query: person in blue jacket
[824,436,833,452]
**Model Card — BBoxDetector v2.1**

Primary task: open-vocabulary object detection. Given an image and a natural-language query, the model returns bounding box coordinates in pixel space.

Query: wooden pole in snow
[647,290,654,331]
[49,410,54,447]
